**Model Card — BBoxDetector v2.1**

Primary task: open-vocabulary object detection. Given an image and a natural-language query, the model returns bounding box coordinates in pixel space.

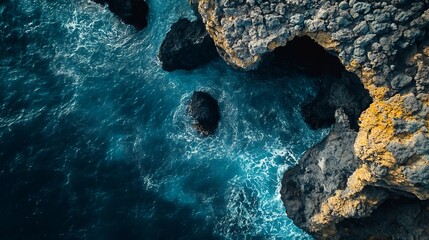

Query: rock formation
[93,0,148,29]
[194,0,429,238]
[188,91,221,135]
[159,18,218,71]
[266,35,372,130]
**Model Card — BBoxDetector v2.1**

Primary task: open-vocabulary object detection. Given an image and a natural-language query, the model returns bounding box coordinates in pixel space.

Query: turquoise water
[0,0,327,239]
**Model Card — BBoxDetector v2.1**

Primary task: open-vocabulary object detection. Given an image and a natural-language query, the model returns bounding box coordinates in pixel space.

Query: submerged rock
[93,0,148,30]
[159,18,218,71]
[188,91,220,136]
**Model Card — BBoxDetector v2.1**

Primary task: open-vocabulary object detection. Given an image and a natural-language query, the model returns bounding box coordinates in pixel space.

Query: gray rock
[355,34,376,48]
[394,11,411,22]
[352,2,371,14]
[403,94,422,114]
[339,1,349,10]
[353,21,369,35]
[370,22,391,34]
[391,74,414,89]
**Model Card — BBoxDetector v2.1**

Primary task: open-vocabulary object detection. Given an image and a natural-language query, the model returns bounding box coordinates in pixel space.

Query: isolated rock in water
[188,91,220,135]
[159,18,218,71]
[93,0,148,30]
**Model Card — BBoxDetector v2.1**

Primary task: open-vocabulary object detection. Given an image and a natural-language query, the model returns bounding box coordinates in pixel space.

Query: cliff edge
[194,0,429,238]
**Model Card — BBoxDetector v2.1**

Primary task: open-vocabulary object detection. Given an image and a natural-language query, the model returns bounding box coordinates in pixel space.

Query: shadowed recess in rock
[262,36,372,130]
[337,194,429,240]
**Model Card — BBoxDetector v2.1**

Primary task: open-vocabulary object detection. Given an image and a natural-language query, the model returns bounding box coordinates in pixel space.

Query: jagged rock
[188,91,220,135]
[195,0,429,238]
[93,0,148,30]
[158,18,218,71]
[337,197,429,240]
[264,36,372,130]
[281,109,365,233]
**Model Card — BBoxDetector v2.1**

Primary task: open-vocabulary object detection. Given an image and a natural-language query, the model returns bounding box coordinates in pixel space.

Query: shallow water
[0,0,328,239]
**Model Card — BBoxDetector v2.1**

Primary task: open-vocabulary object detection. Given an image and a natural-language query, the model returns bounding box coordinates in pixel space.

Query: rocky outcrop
[281,109,390,239]
[301,71,372,130]
[261,36,372,130]
[93,0,148,29]
[188,91,221,135]
[195,0,429,238]
[158,18,218,71]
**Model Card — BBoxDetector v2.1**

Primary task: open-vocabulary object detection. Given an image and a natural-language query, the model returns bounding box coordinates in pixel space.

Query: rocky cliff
[194,0,429,238]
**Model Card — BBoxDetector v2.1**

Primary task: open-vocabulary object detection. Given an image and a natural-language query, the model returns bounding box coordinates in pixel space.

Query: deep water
[0,0,328,239]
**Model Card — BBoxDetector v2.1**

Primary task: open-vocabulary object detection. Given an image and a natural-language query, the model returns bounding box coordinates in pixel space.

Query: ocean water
[0,0,328,239]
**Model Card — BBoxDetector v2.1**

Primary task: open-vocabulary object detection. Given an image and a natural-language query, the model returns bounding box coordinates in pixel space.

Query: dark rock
[93,0,148,30]
[267,36,345,77]
[337,197,429,240]
[159,18,218,71]
[301,71,372,131]
[282,109,429,239]
[189,0,200,19]
[391,73,414,90]
[188,91,220,135]
[261,36,372,131]
[281,109,362,232]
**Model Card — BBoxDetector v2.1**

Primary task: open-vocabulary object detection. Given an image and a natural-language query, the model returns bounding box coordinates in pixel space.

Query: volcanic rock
[188,91,220,135]
[159,18,218,71]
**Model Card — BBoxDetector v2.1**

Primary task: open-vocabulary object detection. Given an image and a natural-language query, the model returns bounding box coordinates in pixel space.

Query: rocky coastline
[193,0,429,239]
[159,18,219,71]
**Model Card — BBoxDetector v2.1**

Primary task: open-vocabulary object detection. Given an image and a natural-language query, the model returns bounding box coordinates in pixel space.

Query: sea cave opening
[261,35,372,131]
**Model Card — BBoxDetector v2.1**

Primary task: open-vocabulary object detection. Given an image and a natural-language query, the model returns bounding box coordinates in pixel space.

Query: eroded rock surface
[159,18,218,71]
[195,0,429,238]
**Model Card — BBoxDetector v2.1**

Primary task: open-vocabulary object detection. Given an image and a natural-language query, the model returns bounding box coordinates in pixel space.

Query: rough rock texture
[188,91,221,135]
[263,36,372,130]
[282,109,394,239]
[195,0,429,238]
[94,0,148,29]
[336,197,429,239]
[301,71,372,130]
[159,18,218,71]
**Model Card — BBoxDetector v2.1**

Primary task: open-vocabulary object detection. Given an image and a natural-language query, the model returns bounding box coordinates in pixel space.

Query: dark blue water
[0,0,328,239]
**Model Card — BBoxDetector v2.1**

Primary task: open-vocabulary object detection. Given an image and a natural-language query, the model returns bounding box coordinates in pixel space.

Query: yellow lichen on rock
[355,95,405,164]
[301,32,340,53]
[309,184,383,235]
[355,92,429,199]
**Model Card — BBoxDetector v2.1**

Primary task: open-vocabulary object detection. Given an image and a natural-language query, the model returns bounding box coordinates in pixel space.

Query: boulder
[188,91,220,135]
[159,18,218,71]
[93,0,148,30]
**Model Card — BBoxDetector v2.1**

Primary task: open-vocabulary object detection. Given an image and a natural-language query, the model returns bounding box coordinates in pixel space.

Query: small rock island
[188,91,221,136]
